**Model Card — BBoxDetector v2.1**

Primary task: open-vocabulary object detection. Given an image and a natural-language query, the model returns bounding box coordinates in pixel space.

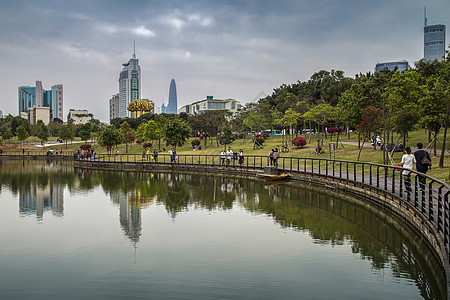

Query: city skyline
[1,0,449,122]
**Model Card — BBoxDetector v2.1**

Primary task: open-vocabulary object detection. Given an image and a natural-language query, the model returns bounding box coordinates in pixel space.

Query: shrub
[136,139,141,144]
[192,139,200,146]
[326,127,344,134]
[143,142,152,148]
[80,144,91,150]
[235,133,245,139]
[292,136,307,148]
[262,132,270,139]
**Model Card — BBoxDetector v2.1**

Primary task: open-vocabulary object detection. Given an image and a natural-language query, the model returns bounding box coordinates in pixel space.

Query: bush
[192,139,200,146]
[326,127,344,134]
[136,139,141,144]
[143,142,152,148]
[235,133,245,139]
[80,144,91,150]
[262,132,270,139]
[292,136,307,148]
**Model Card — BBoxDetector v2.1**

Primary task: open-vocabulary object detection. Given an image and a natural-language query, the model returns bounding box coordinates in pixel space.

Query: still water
[0,160,445,299]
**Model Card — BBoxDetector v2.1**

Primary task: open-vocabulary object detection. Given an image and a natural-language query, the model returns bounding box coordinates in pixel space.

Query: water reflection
[0,160,445,299]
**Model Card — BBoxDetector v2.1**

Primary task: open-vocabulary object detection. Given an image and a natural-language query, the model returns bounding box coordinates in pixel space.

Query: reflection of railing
[75,154,450,253]
[1,150,73,157]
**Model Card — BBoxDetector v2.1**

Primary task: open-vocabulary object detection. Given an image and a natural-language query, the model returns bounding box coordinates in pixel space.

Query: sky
[0,0,449,123]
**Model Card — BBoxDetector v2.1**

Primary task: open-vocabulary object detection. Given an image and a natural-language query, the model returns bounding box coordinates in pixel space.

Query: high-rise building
[167,79,178,114]
[51,84,63,121]
[118,49,141,118]
[109,93,119,121]
[18,80,63,123]
[424,8,446,61]
[375,60,409,72]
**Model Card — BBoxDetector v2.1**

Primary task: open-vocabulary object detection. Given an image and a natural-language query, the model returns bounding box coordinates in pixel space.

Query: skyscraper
[424,8,446,61]
[18,80,63,123]
[51,84,63,121]
[118,47,141,118]
[167,79,178,114]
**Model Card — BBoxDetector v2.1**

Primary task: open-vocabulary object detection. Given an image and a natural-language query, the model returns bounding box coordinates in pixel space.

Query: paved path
[339,142,445,155]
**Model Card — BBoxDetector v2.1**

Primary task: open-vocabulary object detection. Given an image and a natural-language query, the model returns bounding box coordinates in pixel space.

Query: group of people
[142,148,163,162]
[221,148,244,165]
[268,148,280,167]
[76,149,96,160]
[168,148,177,163]
[399,142,432,192]
[46,149,64,156]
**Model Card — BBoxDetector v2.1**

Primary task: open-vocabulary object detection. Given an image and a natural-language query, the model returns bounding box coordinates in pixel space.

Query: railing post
[391,168,395,194]
[428,181,434,221]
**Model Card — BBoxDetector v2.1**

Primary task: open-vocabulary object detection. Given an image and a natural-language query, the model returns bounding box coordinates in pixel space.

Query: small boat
[260,173,290,181]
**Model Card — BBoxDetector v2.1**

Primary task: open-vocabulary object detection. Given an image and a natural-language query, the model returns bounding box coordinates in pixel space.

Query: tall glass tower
[167,79,178,114]
[424,8,446,61]
[119,47,141,118]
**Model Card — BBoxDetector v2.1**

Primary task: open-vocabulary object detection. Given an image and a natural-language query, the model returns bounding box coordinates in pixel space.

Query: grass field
[2,129,449,182]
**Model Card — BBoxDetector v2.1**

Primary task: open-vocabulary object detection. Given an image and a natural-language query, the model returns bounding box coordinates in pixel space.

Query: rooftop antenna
[424,6,427,27]
[133,40,136,58]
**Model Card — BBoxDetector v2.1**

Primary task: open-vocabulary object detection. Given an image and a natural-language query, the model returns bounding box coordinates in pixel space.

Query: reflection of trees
[2,161,442,299]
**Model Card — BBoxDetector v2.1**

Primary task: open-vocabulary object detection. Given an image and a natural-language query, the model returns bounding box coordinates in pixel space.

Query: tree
[98,126,122,154]
[37,125,49,144]
[357,106,383,161]
[392,106,419,147]
[79,123,92,142]
[59,124,74,148]
[218,126,235,150]
[135,120,160,145]
[162,117,191,149]
[302,103,338,153]
[278,108,300,147]
[2,128,13,144]
[188,110,228,147]
[120,121,133,153]
[16,125,28,148]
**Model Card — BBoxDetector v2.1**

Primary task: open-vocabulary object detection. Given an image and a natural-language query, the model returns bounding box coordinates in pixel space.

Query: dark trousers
[417,169,428,189]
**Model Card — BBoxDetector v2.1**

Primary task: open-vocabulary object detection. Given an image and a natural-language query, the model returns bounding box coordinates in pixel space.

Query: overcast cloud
[0,0,449,122]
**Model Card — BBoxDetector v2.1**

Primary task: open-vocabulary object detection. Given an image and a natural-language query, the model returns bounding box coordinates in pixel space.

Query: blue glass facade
[375,61,410,72]
[18,81,63,121]
[424,24,446,61]
[167,79,177,114]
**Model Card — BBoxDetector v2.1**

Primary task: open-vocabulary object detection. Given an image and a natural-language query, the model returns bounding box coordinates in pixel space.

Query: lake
[0,159,445,299]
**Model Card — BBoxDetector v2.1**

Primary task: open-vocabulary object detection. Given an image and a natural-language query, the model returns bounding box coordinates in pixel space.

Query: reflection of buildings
[110,191,142,245]
[19,182,64,219]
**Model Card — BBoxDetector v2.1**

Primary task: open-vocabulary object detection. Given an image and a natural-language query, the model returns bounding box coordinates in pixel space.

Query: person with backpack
[414,143,432,189]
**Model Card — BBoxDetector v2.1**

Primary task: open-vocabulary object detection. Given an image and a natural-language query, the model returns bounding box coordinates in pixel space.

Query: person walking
[239,149,244,166]
[153,149,158,162]
[413,143,432,189]
[273,148,279,167]
[269,149,274,166]
[226,147,233,165]
[146,148,151,161]
[221,150,226,165]
[400,146,416,194]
